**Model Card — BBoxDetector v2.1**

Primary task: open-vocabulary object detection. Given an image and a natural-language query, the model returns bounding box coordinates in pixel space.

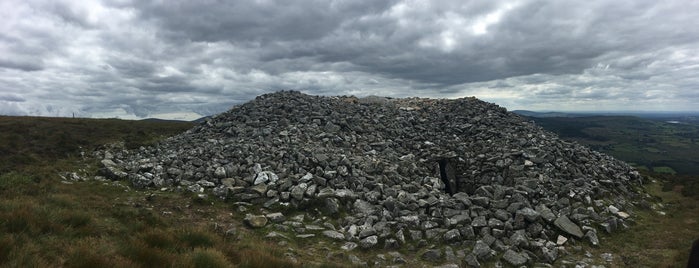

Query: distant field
[529,115,699,175]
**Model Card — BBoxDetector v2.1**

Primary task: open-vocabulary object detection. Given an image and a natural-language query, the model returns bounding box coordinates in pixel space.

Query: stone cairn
[99,91,646,266]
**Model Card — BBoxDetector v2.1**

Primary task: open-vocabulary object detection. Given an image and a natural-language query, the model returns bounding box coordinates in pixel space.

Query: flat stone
[265,212,285,223]
[296,234,315,238]
[341,242,358,251]
[244,214,268,228]
[556,235,568,245]
[323,230,345,240]
[554,215,584,238]
[265,231,289,240]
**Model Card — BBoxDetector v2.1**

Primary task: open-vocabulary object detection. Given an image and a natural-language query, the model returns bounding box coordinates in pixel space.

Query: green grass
[653,166,677,175]
[574,177,699,267]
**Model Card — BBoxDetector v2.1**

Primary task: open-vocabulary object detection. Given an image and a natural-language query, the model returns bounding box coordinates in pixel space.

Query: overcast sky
[1,0,698,120]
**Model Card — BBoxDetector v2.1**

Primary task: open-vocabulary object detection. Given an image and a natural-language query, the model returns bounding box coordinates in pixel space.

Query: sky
[1,0,698,120]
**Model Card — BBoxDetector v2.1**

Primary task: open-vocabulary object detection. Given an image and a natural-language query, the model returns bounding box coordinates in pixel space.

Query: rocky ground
[97,91,650,267]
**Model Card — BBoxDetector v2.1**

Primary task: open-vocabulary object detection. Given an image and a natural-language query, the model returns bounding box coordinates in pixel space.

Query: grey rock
[214,167,227,178]
[100,159,128,179]
[465,253,481,267]
[421,249,442,262]
[360,235,378,249]
[359,226,377,238]
[348,254,367,266]
[244,214,268,228]
[585,230,600,246]
[509,230,529,247]
[322,230,345,241]
[488,218,504,229]
[472,216,487,228]
[341,242,358,251]
[394,229,406,244]
[444,229,461,242]
[472,240,495,261]
[517,207,541,222]
[353,199,376,215]
[425,228,446,240]
[502,249,528,266]
[335,189,357,200]
[317,187,335,198]
[323,198,340,215]
[409,230,423,241]
[536,204,556,223]
[265,212,285,223]
[290,183,307,200]
[554,215,584,238]
[541,245,558,263]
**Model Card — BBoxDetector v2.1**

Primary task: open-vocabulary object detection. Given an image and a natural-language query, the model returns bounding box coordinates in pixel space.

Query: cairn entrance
[438,158,458,195]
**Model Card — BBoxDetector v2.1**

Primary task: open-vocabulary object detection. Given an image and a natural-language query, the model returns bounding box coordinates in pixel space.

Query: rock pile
[101,91,646,266]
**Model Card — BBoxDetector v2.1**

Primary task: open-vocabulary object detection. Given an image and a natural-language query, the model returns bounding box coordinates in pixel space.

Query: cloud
[0,0,698,119]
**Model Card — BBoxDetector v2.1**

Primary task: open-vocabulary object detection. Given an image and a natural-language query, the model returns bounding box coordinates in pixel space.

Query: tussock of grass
[0,235,14,264]
[187,248,232,268]
[178,228,217,249]
[121,240,176,267]
[236,248,299,268]
[140,229,177,250]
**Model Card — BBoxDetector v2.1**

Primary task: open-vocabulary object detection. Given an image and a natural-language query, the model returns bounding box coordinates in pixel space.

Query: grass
[653,166,677,175]
[572,177,699,267]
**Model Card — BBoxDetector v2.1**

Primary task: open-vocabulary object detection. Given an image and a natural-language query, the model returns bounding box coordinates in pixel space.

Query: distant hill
[191,116,212,123]
[512,110,582,118]
[140,118,192,123]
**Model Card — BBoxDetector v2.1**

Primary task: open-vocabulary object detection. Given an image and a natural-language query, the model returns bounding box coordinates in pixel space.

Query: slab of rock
[244,214,268,228]
[554,215,584,238]
[265,212,285,223]
[323,230,345,241]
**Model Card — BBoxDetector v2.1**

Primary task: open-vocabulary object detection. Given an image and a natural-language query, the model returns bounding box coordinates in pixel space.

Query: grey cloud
[0,94,26,102]
[0,58,43,72]
[1,0,699,119]
[131,0,397,43]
